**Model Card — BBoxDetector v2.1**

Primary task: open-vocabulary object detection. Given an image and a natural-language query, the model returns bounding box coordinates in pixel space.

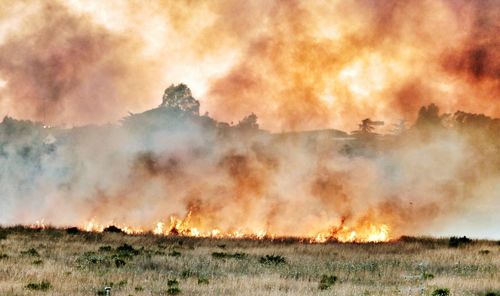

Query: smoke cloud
[0,1,498,239]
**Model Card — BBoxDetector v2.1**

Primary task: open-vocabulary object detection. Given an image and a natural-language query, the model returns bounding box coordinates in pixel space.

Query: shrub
[103,225,123,233]
[181,269,195,278]
[21,248,40,257]
[116,244,139,256]
[318,274,338,290]
[115,259,126,268]
[77,252,110,267]
[32,259,43,265]
[168,250,181,257]
[259,255,286,265]
[135,286,144,291]
[25,280,52,291]
[66,227,81,235]
[449,236,472,248]
[167,287,181,295]
[479,250,490,255]
[212,252,247,260]
[432,288,450,296]
[0,231,7,240]
[484,291,500,296]
[0,254,8,259]
[167,278,181,295]
[99,245,113,252]
[198,277,209,285]
[422,272,435,280]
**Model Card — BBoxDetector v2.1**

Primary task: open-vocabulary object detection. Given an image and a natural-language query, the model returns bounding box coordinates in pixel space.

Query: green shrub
[167,287,181,295]
[168,250,181,257]
[32,259,43,265]
[21,248,40,257]
[432,288,450,296]
[25,280,52,291]
[99,245,113,252]
[484,291,500,296]
[116,244,139,256]
[181,269,195,278]
[166,278,181,294]
[77,251,110,267]
[198,277,209,285]
[115,259,126,268]
[212,252,247,260]
[318,274,337,290]
[479,250,490,255]
[422,272,435,280]
[259,254,286,265]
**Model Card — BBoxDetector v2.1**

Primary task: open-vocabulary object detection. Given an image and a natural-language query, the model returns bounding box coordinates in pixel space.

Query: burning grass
[0,226,498,295]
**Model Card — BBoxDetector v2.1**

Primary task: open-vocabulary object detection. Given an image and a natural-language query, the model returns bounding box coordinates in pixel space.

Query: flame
[73,212,391,243]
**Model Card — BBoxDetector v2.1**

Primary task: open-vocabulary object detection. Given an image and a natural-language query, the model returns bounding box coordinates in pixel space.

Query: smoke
[0,0,498,130]
[0,1,498,239]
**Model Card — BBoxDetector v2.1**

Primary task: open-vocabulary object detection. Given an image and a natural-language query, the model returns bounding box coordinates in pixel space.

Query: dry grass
[0,227,498,295]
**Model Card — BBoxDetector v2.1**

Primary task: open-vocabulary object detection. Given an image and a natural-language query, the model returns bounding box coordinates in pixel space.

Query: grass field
[0,227,498,296]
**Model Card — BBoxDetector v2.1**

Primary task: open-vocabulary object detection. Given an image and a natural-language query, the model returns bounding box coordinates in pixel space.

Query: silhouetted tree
[236,113,259,130]
[160,84,200,115]
[352,118,384,136]
[415,103,441,129]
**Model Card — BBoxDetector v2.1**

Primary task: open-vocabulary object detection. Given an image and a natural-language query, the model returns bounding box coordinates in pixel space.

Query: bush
[116,244,139,256]
[318,274,338,290]
[198,277,209,285]
[115,259,126,268]
[32,259,43,265]
[484,291,500,296]
[479,250,490,255]
[432,288,450,296]
[167,287,181,295]
[422,272,434,280]
[103,225,123,233]
[167,279,181,295]
[259,255,286,265]
[77,251,110,267]
[21,248,40,257]
[212,252,247,260]
[0,254,8,259]
[181,269,195,278]
[66,227,81,234]
[168,250,181,257]
[449,236,472,248]
[25,280,52,291]
[99,245,113,252]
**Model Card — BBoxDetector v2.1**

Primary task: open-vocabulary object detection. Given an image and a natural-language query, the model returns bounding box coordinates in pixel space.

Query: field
[0,228,498,296]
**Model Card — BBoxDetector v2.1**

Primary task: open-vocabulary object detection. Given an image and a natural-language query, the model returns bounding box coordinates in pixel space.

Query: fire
[76,212,391,243]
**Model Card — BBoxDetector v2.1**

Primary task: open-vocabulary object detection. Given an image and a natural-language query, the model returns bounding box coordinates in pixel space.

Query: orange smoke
[0,0,498,130]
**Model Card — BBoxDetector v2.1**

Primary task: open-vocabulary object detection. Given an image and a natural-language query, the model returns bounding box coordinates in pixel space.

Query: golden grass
[0,228,498,295]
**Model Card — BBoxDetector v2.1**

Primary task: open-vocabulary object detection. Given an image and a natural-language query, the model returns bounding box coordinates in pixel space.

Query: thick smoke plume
[0,0,498,130]
[0,85,499,239]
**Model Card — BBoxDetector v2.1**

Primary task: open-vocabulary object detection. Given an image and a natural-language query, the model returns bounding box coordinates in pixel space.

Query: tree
[160,84,200,115]
[236,113,259,130]
[415,103,441,129]
[352,118,384,136]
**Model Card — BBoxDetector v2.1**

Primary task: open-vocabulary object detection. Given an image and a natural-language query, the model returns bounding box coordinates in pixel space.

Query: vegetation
[0,227,498,295]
